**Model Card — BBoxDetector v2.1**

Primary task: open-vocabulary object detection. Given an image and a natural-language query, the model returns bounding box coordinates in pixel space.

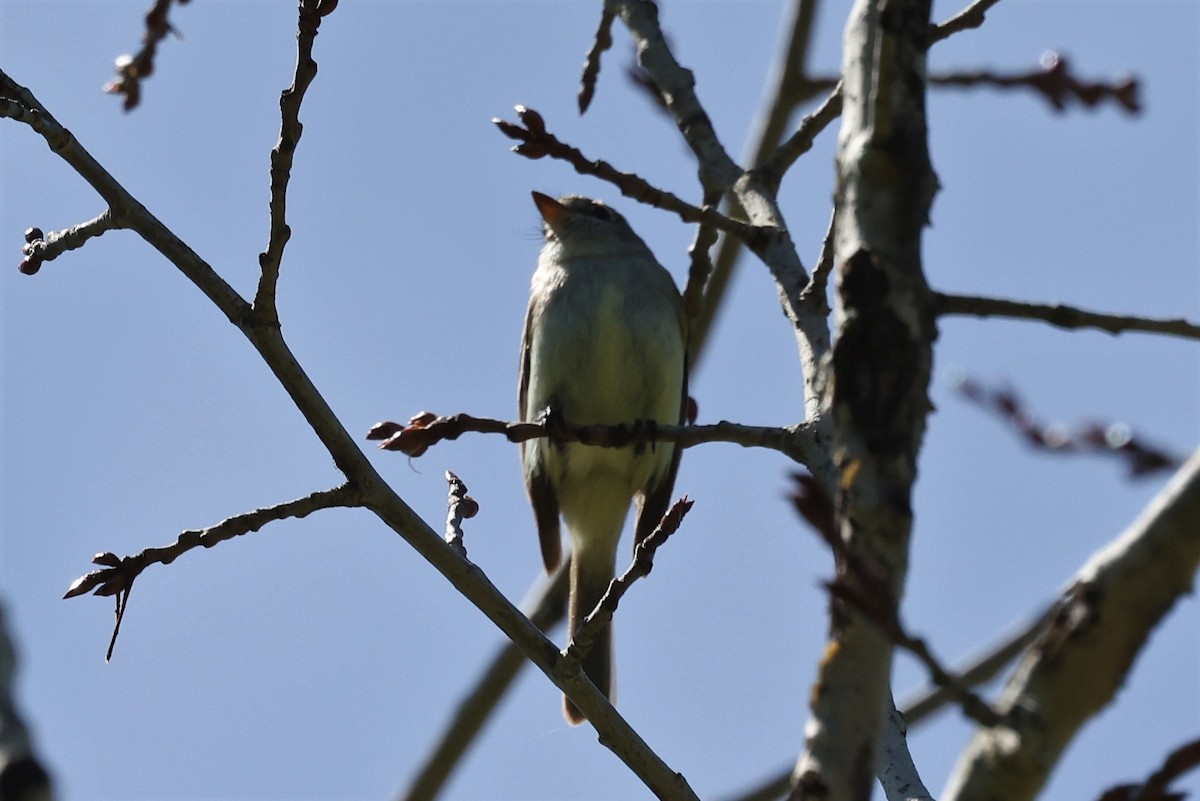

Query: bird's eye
[588,204,618,222]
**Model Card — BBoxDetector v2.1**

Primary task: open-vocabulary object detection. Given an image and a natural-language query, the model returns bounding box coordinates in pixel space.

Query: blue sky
[2,1,1197,799]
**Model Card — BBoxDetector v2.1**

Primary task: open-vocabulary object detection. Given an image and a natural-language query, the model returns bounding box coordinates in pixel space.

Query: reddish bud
[492,118,525,141]
[18,258,41,275]
[408,411,438,427]
[366,421,404,440]
[513,143,548,159]
[514,105,546,135]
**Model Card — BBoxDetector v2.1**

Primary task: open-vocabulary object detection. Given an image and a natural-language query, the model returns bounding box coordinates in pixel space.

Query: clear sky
[2,1,1198,800]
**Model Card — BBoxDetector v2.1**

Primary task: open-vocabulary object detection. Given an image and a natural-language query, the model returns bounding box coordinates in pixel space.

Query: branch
[63,485,361,603]
[876,699,934,801]
[936,292,1200,341]
[783,54,1142,116]
[927,0,1005,46]
[493,106,764,245]
[897,605,1053,723]
[577,7,616,114]
[791,0,939,795]
[688,0,825,364]
[255,0,340,318]
[368,411,827,469]
[932,52,1140,114]
[8,34,700,800]
[944,447,1200,801]
[103,0,190,111]
[565,498,693,673]
[757,85,844,188]
[0,73,249,323]
[954,377,1184,478]
[611,0,742,195]
[16,211,121,275]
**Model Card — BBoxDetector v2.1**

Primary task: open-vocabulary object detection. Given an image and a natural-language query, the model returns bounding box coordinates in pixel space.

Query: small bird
[519,192,687,725]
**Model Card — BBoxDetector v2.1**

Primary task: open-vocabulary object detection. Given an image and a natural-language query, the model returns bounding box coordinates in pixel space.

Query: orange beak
[531,191,568,229]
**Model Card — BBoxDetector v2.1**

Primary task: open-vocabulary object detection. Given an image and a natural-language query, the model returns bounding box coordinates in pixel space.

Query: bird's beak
[531,191,568,231]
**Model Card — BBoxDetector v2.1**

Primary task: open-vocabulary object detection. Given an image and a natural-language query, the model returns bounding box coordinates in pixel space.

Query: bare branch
[612,0,742,195]
[578,7,616,114]
[937,292,1200,341]
[0,73,250,323]
[15,210,121,275]
[944,448,1200,801]
[63,485,362,603]
[565,498,693,675]
[757,85,844,188]
[927,0,1005,46]
[791,0,939,794]
[369,411,827,469]
[493,106,764,245]
[954,377,1184,478]
[103,0,190,111]
[799,208,836,316]
[255,0,339,319]
[682,187,721,333]
[876,699,935,801]
[897,606,1054,723]
[653,0,823,364]
[932,52,1140,114]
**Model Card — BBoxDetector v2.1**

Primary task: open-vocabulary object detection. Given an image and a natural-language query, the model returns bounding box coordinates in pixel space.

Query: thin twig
[613,0,743,195]
[757,84,843,188]
[926,0,1005,46]
[565,498,693,671]
[933,52,1140,113]
[16,209,121,275]
[104,0,190,111]
[493,106,764,245]
[63,485,362,602]
[0,73,250,323]
[799,208,836,316]
[578,7,616,113]
[936,292,1200,340]
[686,0,823,364]
[369,412,825,469]
[255,0,339,319]
[954,376,1184,477]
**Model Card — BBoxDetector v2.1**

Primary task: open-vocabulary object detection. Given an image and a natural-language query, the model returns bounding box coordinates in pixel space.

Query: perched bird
[519,192,687,724]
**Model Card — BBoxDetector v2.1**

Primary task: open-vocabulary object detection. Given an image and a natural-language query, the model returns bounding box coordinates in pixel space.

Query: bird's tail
[564,547,616,725]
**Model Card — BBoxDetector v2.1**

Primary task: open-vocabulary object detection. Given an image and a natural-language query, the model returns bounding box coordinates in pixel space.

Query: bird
[519,191,687,724]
